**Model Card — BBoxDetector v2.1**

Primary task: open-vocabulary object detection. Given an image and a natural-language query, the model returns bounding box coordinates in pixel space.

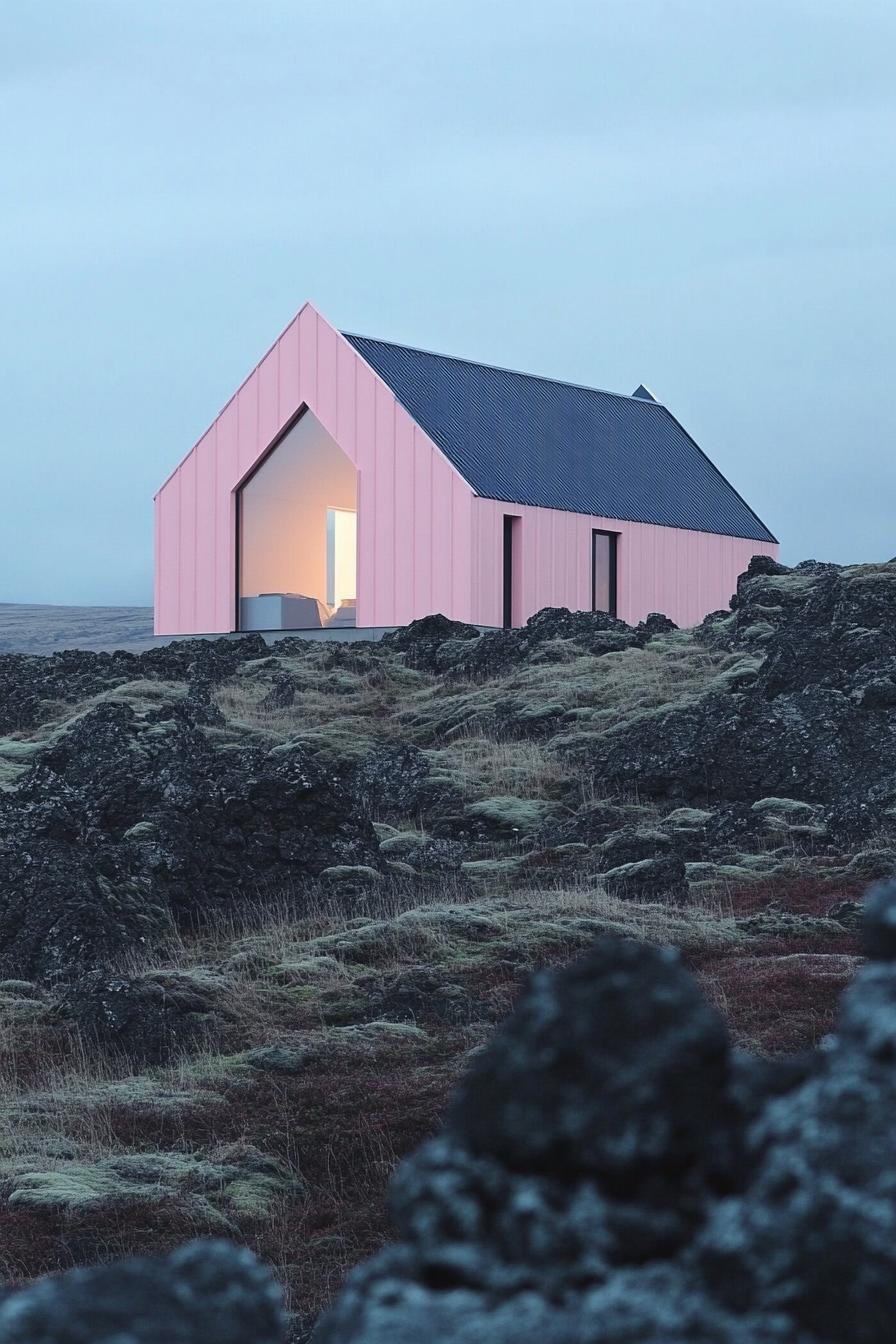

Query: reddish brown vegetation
[689,946,860,1054]
[723,871,867,918]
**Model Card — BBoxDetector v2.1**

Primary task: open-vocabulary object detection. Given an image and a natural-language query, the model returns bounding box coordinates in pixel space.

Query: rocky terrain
[2,893,896,1344]
[316,878,896,1343]
[0,556,893,1337]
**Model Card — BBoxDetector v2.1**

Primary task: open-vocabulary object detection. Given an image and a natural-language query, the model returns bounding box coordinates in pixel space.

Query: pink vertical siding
[213,401,238,631]
[470,496,777,629]
[177,451,197,633]
[412,427,433,617]
[193,429,216,632]
[393,411,415,625]
[277,320,299,425]
[154,303,475,634]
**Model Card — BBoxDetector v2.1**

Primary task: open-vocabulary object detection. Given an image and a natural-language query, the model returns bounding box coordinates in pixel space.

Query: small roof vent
[632,384,658,402]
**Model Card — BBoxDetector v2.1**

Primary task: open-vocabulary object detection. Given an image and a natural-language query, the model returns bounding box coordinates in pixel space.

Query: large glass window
[592,530,618,616]
[237,410,357,630]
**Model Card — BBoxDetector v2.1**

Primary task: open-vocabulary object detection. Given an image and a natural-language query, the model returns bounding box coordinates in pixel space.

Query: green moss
[385,859,416,876]
[750,797,827,836]
[378,831,426,856]
[520,843,590,872]
[0,979,38,996]
[106,680,188,708]
[122,820,158,841]
[735,913,845,940]
[0,738,43,790]
[751,797,821,819]
[461,857,525,886]
[267,954,348,983]
[707,657,762,689]
[270,729,376,765]
[372,823,401,841]
[600,828,669,855]
[511,700,569,723]
[1,1144,301,1222]
[464,795,553,835]
[837,850,896,880]
[686,862,764,883]
[733,853,785,873]
[6,1076,226,1123]
[0,994,45,1022]
[244,1044,308,1074]
[738,621,776,643]
[329,1020,429,1044]
[320,865,382,883]
[603,858,662,881]
[756,574,818,596]
[664,808,713,830]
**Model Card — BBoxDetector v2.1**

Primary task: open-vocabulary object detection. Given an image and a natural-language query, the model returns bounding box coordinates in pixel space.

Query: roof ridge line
[341,331,661,406]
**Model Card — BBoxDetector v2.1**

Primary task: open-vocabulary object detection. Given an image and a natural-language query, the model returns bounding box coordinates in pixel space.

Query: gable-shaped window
[237,409,357,630]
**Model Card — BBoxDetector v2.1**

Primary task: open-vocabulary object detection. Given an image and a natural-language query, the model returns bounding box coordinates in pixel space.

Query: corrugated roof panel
[342,333,776,544]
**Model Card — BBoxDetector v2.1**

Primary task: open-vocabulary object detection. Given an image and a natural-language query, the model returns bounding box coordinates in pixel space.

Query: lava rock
[312,884,896,1344]
[0,697,378,988]
[353,744,465,827]
[602,855,690,903]
[380,605,667,678]
[827,899,864,931]
[0,1239,286,1343]
[59,970,212,1064]
[446,937,730,1178]
[863,879,896,960]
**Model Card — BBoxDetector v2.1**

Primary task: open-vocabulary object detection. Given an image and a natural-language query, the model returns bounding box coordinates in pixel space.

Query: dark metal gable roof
[342,332,777,543]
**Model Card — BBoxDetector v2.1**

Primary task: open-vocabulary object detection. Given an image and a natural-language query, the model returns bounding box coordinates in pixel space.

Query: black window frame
[591,529,618,617]
[503,515,519,628]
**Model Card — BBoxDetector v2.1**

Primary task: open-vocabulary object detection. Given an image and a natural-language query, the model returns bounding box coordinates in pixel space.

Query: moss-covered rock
[464,796,554,836]
[377,831,427,856]
[321,865,382,883]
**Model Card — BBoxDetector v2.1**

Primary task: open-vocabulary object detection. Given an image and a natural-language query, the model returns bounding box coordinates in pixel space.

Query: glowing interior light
[327,507,357,607]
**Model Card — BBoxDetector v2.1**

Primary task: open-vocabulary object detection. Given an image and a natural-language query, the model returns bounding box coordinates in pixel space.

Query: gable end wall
[154,304,476,634]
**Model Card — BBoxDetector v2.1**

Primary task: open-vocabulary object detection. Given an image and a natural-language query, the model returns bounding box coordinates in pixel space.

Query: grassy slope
[0,603,871,1327]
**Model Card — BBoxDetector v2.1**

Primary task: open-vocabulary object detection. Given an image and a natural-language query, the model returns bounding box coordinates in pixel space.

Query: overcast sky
[2,1,894,604]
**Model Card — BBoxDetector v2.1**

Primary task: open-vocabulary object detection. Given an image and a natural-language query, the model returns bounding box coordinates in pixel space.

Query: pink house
[154,301,777,636]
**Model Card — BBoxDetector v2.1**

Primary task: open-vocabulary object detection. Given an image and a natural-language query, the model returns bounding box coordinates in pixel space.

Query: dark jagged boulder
[0,698,378,996]
[353,744,463,824]
[447,938,730,1179]
[635,611,678,637]
[379,614,481,672]
[380,605,671,677]
[562,563,896,831]
[381,613,481,650]
[0,1240,286,1343]
[0,636,270,736]
[520,606,632,644]
[60,969,218,1064]
[597,826,675,867]
[739,554,792,580]
[603,855,690,904]
[313,882,896,1343]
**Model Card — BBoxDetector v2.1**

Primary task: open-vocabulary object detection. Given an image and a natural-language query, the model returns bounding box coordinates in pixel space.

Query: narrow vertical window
[503,515,520,627]
[592,530,618,616]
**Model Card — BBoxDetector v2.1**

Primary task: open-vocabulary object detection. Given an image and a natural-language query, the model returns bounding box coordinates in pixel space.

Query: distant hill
[0,603,156,654]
